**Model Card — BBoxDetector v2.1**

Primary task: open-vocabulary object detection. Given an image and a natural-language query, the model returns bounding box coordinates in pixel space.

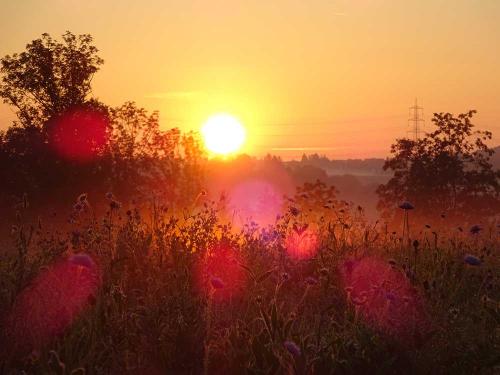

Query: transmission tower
[408,98,424,141]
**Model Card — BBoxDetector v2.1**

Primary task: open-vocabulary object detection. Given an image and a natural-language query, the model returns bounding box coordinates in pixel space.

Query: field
[0,192,498,374]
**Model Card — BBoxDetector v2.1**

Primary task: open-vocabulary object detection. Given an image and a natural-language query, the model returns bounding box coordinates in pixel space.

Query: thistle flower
[470,225,482,235]
[109,200,121,210]
[77,193,88,203]
[399,201,414,210]
[305,276,318,286]
[69,254,95,269]
[464,254,481,266]
[210,276,225,289]
[385,291,397,302]
[283,341,301,357]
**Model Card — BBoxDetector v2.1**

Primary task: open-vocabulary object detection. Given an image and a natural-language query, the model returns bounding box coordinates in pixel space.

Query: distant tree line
[1,32,498,226]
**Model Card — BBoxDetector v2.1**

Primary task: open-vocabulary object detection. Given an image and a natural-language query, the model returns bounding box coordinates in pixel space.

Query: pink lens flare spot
[340,257,432,348]
[49,109,108,162]
[194,242,246,302]
[285,226,319,260]
[229,180,284,226]
[5,254,100,355]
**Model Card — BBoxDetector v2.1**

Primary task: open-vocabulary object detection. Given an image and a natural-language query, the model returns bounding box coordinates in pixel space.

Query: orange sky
[1,0,499,159]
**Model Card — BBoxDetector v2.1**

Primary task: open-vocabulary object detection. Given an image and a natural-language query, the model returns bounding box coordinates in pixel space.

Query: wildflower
[77,193,88,203]
[399,201,414,210]
[470,225,482,235]
[289,207,300,216]
[351,294,368,305]
[69,254,95,269]
[305,276,318,286]
[73,202,83,212]
[283,341,301,357]
[425,224,431,229]
[105,192,114,200]
[464,254,481,266]
[282,272,290,281]
[386,291,397,302]
[210,276,225,289]
[319,267,329,276]
[109,200,121,210]
[388,258,397,266]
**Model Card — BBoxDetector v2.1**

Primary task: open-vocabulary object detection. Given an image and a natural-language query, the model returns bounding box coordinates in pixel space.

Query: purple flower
[305,276,318,286]
[464,254,481,266]
[284,341,301,357]
[398,201,414,210]
[385,291,397,302]
[69,254,95,269]
[210,276,225,289]
[470,225,482,235]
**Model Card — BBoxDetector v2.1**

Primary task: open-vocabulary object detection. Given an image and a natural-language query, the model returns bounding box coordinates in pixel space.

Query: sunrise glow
[201,114,246,155]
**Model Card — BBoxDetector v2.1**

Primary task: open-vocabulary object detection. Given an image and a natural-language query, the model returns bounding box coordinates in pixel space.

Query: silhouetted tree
[0,32,205,210]
[377,110,500,225]
[0,32,103,129]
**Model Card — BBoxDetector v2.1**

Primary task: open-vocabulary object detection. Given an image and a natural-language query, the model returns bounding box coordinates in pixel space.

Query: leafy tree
[0,32,205,210]
[0,31,103,128]
[377,110,500,225]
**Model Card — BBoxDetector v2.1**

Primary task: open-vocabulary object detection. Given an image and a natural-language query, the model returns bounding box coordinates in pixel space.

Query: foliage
[0,33,205,210]
[0,193,498,374]
[377,111,500,225]
[0,32,103,129]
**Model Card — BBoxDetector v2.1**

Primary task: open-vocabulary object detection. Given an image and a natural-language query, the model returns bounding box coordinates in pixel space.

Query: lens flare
[194,242,246,302]
[285,225,319,260]
[5,254,100,355]
[229,180,283,226]
[340,257,433,348]
[49,109,108,162]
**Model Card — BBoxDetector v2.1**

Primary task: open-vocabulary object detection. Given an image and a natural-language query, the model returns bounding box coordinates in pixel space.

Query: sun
[201,114,246,155]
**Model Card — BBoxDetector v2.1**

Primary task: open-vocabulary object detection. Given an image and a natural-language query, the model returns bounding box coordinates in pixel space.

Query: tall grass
[0,195,498,374]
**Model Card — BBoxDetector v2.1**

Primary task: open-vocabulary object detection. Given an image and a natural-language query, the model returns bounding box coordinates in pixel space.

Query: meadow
[0,31,499,375]
[0,188,498,374]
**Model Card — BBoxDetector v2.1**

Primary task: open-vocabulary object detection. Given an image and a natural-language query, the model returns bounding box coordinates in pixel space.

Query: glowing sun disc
[201,114,246,155]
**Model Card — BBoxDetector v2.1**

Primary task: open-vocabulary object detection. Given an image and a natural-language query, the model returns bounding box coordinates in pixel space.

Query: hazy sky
[1,0,499,159]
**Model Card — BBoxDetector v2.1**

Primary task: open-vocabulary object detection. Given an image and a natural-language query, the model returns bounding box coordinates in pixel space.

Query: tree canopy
[377,110,500,225]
